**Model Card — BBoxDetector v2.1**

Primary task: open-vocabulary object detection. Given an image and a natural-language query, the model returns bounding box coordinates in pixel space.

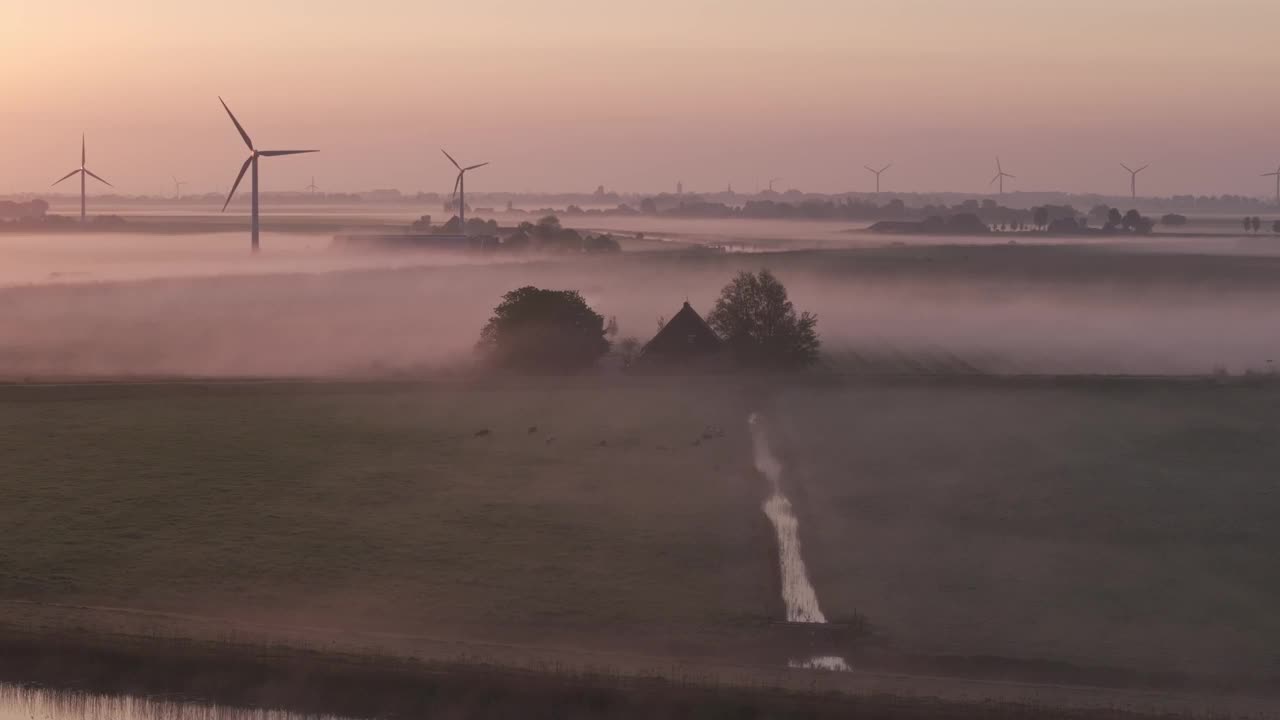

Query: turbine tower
[989,157,1014,195]
[1262,164,1280,206]
[51,134,112,223]
[768,177,782,192]
[1120,163,1149,201]
[219,97,317,252]
[305,177,319,194]
[173,177,186,200]
[864,163,892,193]
[442,149,488,231]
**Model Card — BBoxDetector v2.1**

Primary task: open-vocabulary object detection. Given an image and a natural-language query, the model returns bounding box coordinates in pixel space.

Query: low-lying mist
[3,233,1280,378]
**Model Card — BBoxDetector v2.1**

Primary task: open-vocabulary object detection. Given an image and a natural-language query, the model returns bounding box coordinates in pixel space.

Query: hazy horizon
[3,1,1278,198]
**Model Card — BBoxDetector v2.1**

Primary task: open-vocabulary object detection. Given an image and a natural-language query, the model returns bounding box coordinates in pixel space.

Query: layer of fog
[4,231,1280,377]
[0,232,529,287]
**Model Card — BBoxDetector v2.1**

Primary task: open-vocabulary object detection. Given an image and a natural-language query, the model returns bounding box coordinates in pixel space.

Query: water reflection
[0,684,359,720]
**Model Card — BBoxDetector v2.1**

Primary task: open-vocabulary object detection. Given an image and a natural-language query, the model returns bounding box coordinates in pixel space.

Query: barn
[636,302,724,367]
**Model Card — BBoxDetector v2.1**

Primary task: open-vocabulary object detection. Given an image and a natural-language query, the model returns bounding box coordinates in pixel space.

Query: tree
[1252,216,1262,233]
[1244,217,1253,233]
[1273,220,1280,234]
[707,270,820,369]
[477,287,610,371]
[1033,206,1049,230]
[616,337,641,367]
[1107,208,1124,228]
[584,233,621,252]
[1122,209,1142,231]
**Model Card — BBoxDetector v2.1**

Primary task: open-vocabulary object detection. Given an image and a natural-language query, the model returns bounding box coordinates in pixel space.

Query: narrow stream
[748,412,851,671]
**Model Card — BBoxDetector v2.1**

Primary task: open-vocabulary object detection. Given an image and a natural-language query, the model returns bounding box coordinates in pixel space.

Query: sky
[2,0,1278,197]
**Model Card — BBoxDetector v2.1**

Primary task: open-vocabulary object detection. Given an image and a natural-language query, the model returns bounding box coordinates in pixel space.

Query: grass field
[0,380,772,655]
[772,380,1280,679]
[3,377,1279,691]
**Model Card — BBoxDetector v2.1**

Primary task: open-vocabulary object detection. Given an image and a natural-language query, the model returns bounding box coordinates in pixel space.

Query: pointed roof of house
[639,302,723,360]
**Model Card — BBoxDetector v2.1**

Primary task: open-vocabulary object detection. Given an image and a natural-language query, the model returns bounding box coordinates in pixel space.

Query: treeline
[409,214,622,253]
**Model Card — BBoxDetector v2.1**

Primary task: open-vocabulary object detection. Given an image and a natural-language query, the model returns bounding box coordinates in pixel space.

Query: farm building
[636,301,724,367]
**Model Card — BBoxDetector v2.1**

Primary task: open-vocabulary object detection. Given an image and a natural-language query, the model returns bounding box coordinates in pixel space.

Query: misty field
[8,241,1280,378]
[0,380,771,652]
[2,377,1279,683]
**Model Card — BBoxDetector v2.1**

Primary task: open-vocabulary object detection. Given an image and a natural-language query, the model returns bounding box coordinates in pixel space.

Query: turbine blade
[1137,165,1149,173]
[81,134,86,166]
[1263,172,1280,177]
[83,169,113,187]
[222,156,253,212]
[864,166,876,174]
[259,150,318,157]
[51,169,81,186]
[463,162,489,171]
[219,97,254,151]
[990,174,1000,185]
[1120,163,1133,173]
[452,173,462,197]
[1004,173,1016,179]
[441,149,461,170]
[881,163,892,173]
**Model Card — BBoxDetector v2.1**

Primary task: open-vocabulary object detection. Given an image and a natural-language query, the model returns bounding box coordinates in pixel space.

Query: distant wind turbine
[768,177,782,192]
[51,134,112,223]
[219,96,317,252]
[1262,164,1280,206]
[306,177,319,194]
[442,149,488,230]
[1120,163,1149,201]
[173,177,186,200]
[864,163,892,193]
[989,157,1014,195]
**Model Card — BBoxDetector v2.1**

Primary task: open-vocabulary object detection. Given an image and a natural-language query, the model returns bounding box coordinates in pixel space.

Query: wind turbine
[305,177,319,194]
[989,157,1014,195]
[442,149,488,231]
[51,134,112,223]
[219,97,317,252]
[173,177,186,200]
[864,163,892,193]
[1120,163,1149,201]
[1262,164,1280,206]
[768,177,782,192]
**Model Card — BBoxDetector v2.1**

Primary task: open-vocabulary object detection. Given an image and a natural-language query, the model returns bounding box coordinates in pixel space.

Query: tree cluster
[477,270,820,372]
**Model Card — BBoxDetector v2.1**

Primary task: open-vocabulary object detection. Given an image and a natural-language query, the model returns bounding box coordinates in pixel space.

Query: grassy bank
[0,622,1261,720]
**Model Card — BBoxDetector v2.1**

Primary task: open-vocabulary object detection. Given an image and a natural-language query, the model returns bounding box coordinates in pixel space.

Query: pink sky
[2,0,1277,197]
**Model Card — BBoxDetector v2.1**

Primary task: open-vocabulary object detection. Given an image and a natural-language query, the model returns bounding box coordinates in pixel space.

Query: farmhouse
[636,302,724,367]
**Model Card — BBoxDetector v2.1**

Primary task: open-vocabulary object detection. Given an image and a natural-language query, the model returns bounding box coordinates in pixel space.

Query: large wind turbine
[173,177,186,200]
[768,177,782,192]
[1120,162,1149,201]
[989,157,1014,195]
[219,97,317,252]
[442,150,488,230]
[1262,164,1280,206]
[305,177,319,194]
[864,163,892,193]
[51,135,112,223]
